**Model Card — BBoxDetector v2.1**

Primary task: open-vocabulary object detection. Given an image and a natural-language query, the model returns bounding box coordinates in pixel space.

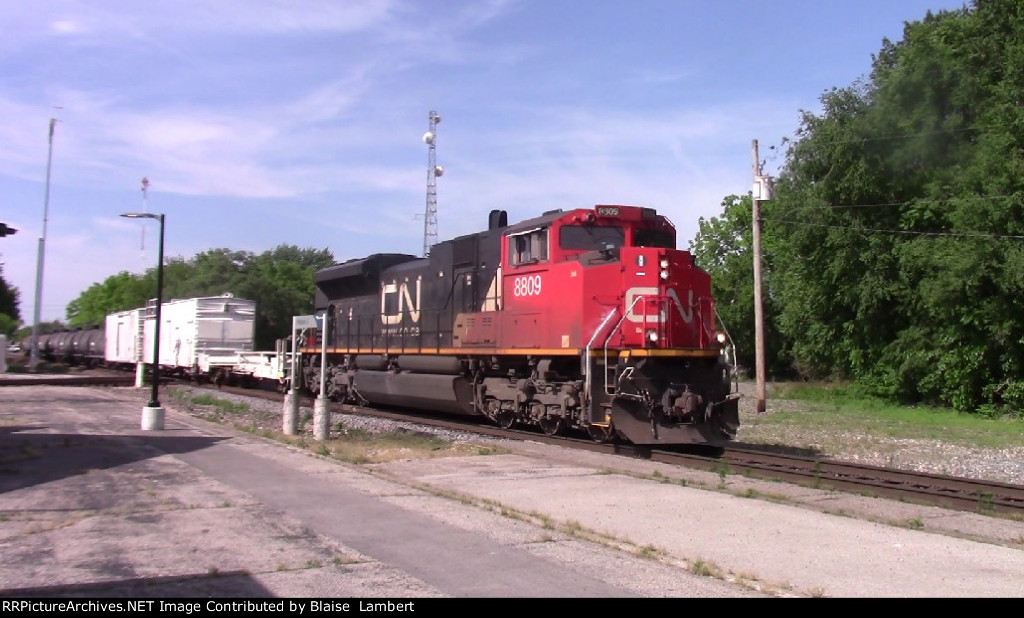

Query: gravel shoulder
[732,381,1024,486]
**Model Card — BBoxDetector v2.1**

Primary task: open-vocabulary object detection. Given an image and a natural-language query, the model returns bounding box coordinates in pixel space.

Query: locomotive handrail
[583,307,621,411]
[713,305,740,393]
[601,294,648,394]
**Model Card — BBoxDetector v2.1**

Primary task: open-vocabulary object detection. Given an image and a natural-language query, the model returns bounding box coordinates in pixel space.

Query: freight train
[27,294,288,387]
[296,205,740,446]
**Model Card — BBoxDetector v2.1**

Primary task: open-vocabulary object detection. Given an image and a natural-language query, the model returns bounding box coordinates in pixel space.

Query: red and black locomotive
[299,205,740,446]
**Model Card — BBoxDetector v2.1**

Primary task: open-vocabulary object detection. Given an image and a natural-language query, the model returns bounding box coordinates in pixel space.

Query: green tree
[0,264,21,336]
[0,314,18,339]
[762,0,1024,412]
[234,245,335,349]
[67,272,152,327]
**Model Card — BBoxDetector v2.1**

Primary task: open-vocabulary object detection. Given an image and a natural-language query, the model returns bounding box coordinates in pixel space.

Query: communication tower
[421,110,443,257]
[140,177,150,268]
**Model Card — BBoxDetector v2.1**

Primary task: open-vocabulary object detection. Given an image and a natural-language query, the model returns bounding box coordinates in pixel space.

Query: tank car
[299,205,740,446]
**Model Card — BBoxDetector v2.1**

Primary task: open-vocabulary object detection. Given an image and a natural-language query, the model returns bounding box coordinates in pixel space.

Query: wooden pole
[752,140,766,414]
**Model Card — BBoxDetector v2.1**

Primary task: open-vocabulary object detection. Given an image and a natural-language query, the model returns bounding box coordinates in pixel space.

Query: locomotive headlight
[646,329,659,344]
[659,258,669,269]
[659,269,669,281]
[716,332,727,344]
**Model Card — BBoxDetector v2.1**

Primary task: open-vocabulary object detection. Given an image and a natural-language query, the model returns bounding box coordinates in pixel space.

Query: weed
[189,394,250,415]
[636,544,661,560]
[717,465,729,486]
[689,559,713,577]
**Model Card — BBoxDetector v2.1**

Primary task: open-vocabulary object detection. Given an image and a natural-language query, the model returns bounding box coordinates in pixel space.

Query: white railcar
[101,293,301,389]
[150,294,256,375]
[104,308,143,367]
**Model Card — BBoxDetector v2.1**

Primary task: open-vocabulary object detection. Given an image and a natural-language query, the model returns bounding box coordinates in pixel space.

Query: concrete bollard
[283,390,299,435]
[141,405,165,431]
[313,396,329,440]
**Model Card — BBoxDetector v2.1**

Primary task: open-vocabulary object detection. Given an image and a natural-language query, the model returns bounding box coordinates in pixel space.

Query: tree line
[691,0,1024,415]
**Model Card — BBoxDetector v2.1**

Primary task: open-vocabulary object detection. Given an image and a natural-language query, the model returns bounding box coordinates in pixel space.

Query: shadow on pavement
[0,570,277,598]
[0,430,228,496]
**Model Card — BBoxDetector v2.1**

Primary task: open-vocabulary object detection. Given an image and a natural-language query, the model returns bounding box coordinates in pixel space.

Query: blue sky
[0,0,969,323]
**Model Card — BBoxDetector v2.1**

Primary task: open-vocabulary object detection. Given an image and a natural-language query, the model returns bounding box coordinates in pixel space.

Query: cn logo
[624,287,694,324]
[381,278,421,325]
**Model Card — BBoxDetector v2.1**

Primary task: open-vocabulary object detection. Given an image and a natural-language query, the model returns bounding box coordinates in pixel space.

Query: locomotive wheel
[587,424,614,443]
[539,416,563,436]
[496,410,516,429]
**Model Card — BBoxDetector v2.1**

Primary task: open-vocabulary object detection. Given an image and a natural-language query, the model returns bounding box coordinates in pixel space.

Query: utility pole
[751,139,772,414]
[29,115,59,372]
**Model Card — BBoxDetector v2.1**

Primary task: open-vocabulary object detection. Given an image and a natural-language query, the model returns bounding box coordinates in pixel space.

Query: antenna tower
[140,177,149,268]
[421,110,443,257]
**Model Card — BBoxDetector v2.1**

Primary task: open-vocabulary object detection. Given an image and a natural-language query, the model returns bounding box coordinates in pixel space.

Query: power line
[777,193,1023,213]
[763,217,1024,240]
[784,122,1015,149]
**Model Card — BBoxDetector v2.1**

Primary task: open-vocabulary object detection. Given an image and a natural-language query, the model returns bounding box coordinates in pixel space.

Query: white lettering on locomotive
[624,287,694,323]
[512,275,542,297]
[381,277,421,325]
[480,267,502,311]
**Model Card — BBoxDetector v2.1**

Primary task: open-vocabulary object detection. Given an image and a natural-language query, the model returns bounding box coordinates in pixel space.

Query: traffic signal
[0,223,16,237]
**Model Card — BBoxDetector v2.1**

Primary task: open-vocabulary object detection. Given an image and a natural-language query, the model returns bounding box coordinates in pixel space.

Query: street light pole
[121,212,165,430]
[29,117,58,372]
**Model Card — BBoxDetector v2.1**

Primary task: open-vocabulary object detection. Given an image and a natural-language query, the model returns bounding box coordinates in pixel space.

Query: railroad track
[0,374,137,387]
[25,375,1024,518]
[662,445,1024,517]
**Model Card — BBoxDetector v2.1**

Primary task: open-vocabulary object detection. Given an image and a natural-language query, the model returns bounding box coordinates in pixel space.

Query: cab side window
[508,228,548,266]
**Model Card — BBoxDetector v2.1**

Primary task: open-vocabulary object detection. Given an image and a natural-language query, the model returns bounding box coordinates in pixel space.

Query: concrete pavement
[1,382,1022,598]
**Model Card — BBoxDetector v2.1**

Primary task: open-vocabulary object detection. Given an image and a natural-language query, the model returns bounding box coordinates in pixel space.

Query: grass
[168,387,508,465]
[741,381,1024,451]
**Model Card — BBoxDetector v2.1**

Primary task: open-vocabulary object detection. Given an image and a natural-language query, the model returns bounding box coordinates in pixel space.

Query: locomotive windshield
[559,225,625,251]
[633,227,674,249]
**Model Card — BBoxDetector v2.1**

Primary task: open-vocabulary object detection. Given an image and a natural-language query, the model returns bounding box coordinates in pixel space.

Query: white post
[313,310,330,440]
[282,317,300,434]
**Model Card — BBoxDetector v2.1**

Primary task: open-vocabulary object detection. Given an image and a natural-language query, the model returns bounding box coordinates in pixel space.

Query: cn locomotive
[298,205,740,446]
